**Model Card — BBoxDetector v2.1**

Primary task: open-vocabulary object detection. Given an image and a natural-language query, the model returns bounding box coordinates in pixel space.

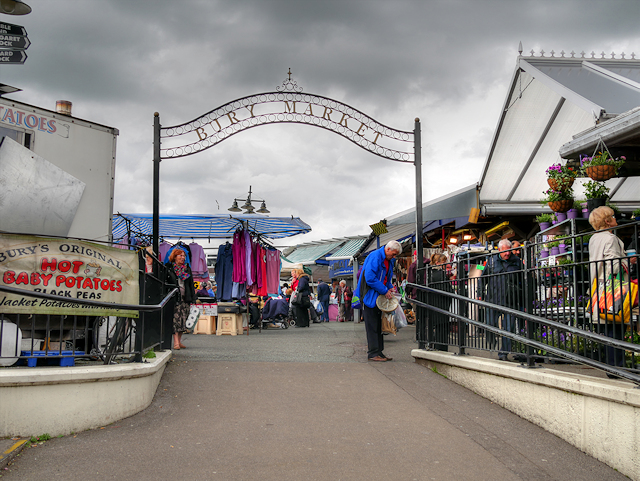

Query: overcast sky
[3,0,640,247]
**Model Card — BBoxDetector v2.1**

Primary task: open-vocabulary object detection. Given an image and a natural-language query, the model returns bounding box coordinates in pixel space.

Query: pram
[260,297,292,329]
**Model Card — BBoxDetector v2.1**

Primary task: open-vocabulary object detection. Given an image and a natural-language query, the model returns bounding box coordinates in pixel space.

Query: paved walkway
[0,322,627,480]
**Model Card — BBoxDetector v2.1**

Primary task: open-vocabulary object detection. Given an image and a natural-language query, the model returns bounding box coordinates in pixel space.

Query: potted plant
[542,187,574,213]
[583,180,610,212]
[632,208,640,220]
[580,151,625,181]
[567,200,581,219]
[547,240,561,256]
[546,162,576,191]
[535,213,553,231]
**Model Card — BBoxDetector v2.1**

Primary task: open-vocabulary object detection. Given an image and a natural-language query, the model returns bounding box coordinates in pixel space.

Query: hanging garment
[158,241,172,262]
[257,245,268,297]
[189,242,209,282]
[244,230,253,286]
[232,230,246,283]
[215,242,234,301]
[266,248,281,295]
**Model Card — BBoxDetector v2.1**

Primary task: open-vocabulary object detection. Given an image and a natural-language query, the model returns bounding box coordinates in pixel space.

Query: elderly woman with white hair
[353,240,402,361]
[336,279,353,322]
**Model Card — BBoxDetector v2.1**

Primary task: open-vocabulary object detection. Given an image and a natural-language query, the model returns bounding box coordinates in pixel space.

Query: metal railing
[0,250,178,366]
[411,219,640,384]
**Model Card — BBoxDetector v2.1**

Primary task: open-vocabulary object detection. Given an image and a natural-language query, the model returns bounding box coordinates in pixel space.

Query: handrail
[0,284,179,313]
[410,282,640,385]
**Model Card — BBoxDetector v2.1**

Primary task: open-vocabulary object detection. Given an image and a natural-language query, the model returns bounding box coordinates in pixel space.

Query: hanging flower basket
[548,199,572,213]
[547,177,574,191]
[585,165,616,181]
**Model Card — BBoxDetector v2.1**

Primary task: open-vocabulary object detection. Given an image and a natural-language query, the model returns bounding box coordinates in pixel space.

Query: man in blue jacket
[316,279,331,322]
[354,240,402,361]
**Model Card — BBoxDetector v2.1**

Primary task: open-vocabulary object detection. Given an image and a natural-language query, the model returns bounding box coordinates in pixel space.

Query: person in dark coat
[165,248,196,350]
[316,279,331,322]
[477,239,524,360]
[427,253,451,351]
[294,270,312,327]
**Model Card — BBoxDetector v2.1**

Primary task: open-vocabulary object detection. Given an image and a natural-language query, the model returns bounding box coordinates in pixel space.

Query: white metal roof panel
[480,71,564,201]
[510,102,593,202]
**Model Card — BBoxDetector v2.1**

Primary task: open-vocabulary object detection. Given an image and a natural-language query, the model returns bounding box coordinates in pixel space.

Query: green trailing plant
[535,213,553,223]
[580,151,625,174]
[573,200,584,210]
[557,257,573,265]
[541,187,574,203]
[583,180,609,199]
[547,240,560,248]
[632,208,640,220]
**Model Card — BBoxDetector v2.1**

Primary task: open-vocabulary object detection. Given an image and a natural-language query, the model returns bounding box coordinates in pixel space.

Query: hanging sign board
[329,258,353,278]
[0,234,139,317]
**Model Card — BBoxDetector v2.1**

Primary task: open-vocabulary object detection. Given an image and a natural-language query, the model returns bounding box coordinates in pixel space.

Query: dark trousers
[363,304,384,358]
[320,300,330,321]
[295,298,310,327]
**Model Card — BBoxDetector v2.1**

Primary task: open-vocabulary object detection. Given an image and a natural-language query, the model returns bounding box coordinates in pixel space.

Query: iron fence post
[153,112,161,263]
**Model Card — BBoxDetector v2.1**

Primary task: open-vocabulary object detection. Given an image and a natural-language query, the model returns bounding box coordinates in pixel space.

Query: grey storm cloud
[3,0,640,245]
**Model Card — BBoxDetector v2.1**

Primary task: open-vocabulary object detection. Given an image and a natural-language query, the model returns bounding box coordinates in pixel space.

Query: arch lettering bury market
[151,72,426,270]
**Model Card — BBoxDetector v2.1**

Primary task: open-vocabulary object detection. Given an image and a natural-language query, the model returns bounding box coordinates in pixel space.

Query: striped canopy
[112,213,311,241]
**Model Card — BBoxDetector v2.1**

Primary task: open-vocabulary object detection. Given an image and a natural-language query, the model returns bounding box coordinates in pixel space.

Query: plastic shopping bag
[381,312,397,335]
[393,305,408,329]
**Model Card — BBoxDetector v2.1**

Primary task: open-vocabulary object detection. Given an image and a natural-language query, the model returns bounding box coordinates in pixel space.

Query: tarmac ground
[0,321,629,480]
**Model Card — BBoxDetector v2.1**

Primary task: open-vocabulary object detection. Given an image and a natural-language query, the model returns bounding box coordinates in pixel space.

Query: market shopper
[588,206,636,375]
[336,280,353,322]
[476,239,523,361]
[316,279,331,322]
[294,269,312,327]
[354,240,401,361]
[165,248,196,350]
[427,253,451,351]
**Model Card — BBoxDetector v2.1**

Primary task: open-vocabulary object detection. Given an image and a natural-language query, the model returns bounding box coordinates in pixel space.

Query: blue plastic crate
[20,350,85,367]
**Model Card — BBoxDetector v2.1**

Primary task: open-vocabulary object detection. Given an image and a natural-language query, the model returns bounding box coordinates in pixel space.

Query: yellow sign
[0,234,140,317]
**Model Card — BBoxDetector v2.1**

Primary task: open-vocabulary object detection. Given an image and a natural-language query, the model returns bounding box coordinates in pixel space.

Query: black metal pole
[414,118,425,349]
[414,118,423,268]
[153,112,161,260]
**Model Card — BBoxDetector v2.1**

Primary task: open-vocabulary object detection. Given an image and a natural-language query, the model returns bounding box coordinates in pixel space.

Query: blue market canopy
[112,213,311,241]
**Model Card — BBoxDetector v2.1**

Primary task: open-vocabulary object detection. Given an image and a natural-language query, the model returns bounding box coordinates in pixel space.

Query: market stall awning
[112,213,311,241]
[284,241,343,265]
[325,237,369,260]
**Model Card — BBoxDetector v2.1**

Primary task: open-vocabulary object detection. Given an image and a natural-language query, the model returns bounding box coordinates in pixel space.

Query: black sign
[0,22,27,37]
[0,50,27,64]
[0,34,30,50]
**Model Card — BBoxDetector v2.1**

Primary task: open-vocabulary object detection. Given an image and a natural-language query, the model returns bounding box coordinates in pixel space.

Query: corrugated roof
[325,237,369,260]
[113,213,311,240]
[363,223,415,254]
[284,241,343,264]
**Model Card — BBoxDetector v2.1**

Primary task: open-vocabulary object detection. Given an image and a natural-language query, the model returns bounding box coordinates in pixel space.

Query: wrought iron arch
[158,80,414,163]
[152,72,424,287]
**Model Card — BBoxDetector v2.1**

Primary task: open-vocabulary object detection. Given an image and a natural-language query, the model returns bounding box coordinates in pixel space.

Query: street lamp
[228,186,270,214]
[0,0,31,15]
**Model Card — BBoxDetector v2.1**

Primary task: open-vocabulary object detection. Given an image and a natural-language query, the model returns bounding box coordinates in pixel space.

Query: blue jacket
[354,246,395,308]
[317,282,331,302]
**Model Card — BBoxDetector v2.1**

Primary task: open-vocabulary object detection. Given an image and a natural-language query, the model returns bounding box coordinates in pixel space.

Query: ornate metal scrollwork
[159,87,414,163]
